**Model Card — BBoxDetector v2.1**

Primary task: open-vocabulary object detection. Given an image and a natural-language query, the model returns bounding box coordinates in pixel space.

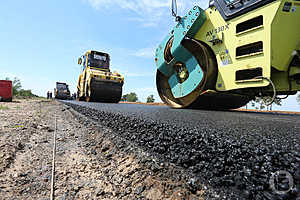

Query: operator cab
[87,51,110,71]
[78,51,110,72]
[211,0,276,20]
[57,83,68,90]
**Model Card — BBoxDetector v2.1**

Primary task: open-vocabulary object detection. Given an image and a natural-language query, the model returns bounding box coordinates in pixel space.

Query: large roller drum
[156,38,251,109]
[85,79,123,103]
[156,38,217,108]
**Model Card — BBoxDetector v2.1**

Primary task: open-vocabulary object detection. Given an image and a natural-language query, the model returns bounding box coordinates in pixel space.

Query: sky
[0,0,299,111]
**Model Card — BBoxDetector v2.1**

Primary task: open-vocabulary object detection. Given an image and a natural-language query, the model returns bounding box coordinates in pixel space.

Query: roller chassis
[77,51,124,103]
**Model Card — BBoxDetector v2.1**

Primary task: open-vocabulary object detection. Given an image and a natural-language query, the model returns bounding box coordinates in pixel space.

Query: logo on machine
[206,24,229,37]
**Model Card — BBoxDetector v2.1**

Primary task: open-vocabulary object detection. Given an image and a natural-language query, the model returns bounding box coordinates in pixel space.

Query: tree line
[250,93,300,110]
[121,92,155,103]
[5,77,37,98]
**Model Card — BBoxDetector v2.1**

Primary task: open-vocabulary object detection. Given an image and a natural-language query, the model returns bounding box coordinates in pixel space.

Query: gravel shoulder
[0,99,206,200]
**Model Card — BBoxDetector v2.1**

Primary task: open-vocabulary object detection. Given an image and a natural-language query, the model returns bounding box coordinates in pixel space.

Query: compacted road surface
[63,100,300,200]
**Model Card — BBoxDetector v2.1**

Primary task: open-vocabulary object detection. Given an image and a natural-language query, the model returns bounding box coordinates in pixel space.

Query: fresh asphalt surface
[62,100,300,199]
[64,100,300,137]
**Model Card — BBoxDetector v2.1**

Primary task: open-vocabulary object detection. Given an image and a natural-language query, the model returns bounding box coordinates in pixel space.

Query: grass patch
[0,105,9,110]
[13,124,24,128]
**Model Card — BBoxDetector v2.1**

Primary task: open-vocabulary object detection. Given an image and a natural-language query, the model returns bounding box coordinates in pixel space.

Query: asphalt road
[62,100,300,200]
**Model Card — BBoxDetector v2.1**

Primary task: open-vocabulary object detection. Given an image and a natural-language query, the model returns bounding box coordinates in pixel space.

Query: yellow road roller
[155,0,300,109]
[77,50,124,103]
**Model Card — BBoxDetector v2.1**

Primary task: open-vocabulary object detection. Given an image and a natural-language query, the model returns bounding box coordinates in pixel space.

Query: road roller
[77,50,124,103]
[54,82,71,100]
[155,0,300,109]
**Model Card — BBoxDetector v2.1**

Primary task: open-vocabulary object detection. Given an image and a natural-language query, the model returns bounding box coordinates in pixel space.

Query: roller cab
[155,0,300,109]
[77,50,124,103]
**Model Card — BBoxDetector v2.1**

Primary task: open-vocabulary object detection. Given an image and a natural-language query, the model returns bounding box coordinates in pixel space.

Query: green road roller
[155,0,300,109]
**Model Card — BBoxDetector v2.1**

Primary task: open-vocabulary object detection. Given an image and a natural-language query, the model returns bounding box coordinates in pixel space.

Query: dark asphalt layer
[62,100,300,200]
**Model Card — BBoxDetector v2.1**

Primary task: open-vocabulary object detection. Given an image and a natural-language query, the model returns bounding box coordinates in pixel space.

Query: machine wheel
[84,79,123,103]
[77,89,84,101]
[6,98,12,102]
[156,38,217,108]
[85,84,93,102]
[109,97,122,104]
[156,38,251,110]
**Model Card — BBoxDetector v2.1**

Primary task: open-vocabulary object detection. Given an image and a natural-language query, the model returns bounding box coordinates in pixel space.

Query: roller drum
[156,38,251,109]
[86,79,123,103]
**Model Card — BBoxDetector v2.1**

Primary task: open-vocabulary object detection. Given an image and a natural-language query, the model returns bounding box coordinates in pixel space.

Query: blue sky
[0,0,299,111]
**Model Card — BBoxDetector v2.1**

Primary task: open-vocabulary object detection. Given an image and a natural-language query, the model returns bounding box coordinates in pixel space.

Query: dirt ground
[0,99,204,200]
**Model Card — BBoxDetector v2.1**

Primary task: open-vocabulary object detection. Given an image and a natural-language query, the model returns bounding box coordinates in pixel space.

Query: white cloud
[84,0,208,27]
[114,68,154,77]
[132,47,155,58]
[86,0,169,14]
[0,72,19,80]
[125,73,153,77]
[135,87,157,93]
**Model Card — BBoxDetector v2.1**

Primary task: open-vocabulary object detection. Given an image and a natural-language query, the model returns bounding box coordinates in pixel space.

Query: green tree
[4,77,36,97]
[121,92,138,102]
[18,89,36,97]
[297,93,300,104]
[5,77,22,95]
[12,77,22,95]
[146,94,155,103]
[250,96,282,110]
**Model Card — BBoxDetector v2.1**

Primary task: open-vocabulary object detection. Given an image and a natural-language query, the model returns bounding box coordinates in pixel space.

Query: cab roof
[85,50,109,57]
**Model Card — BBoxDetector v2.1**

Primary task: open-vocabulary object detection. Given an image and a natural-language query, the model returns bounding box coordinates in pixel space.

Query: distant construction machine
[77,50,124,103]
[0,80,12,102]
[155,0,300,109]
[54,82,71,100]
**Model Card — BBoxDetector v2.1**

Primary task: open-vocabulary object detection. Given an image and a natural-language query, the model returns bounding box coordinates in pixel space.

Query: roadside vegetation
[146,94,155,103]
[5,77,38,98]
[248,96,282,110]
[0,105,9,110]
[121,92,138,102]
[121,93,156,104]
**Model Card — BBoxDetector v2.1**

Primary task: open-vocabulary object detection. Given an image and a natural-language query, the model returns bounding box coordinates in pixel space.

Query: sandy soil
[0,99,204,200]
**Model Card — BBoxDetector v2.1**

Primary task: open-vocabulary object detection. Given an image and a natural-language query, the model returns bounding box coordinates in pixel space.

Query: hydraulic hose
[255,76,276,106]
